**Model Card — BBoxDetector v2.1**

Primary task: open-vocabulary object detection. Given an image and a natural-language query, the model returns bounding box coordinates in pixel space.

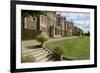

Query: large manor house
[24,12,83,37]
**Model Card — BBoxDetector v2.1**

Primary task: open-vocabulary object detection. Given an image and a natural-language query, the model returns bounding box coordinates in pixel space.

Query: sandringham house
[24,11,83,37]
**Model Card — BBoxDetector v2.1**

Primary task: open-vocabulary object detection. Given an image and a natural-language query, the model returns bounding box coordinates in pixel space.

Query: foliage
[21,10,47,17]
[21,55,35,63]
[53,46,63,60]
[36,34,49,47]
[83,31,90,36]
[21,29,41,40]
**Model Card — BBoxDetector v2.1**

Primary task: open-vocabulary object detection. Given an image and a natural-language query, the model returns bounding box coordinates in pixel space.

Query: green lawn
[45,36,90,60]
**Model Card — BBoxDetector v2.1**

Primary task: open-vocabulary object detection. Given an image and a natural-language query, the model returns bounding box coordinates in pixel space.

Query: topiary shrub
[53,46,63,61]
[36,34,49,47]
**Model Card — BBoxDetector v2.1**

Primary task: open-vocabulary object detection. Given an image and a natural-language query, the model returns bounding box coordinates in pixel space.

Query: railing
[43,47,54,55]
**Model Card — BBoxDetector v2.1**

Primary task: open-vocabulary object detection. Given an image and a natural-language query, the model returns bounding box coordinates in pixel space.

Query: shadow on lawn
[62,57,74,61]
[26,44,41,49]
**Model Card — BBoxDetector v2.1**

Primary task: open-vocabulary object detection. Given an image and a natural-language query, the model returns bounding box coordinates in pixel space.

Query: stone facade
[24,16,37,30]
[24,12,83,37]
[66,21,73,36]
[46,12,57,37]
[39,15,48,35]
[72,26,83,36]
[56,14,65,37]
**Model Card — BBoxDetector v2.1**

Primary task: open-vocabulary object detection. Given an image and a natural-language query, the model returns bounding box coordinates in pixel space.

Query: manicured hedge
[21,29,41,40]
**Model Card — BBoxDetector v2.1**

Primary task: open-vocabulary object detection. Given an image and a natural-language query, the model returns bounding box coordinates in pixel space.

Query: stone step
[22,49,38,54]
[33,51,49,58]
[22,48,45,57]
[22,48,43,54]
[22,47,56,62]
[37,55,54,62]
[48,57,56,62]
[47,56,56,61]
[36,53,52,62]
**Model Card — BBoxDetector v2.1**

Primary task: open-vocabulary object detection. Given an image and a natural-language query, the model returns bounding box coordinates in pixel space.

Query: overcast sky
[57,12,90,33]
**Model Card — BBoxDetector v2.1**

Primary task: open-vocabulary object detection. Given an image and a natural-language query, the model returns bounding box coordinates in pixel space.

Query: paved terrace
[22,36,78,53]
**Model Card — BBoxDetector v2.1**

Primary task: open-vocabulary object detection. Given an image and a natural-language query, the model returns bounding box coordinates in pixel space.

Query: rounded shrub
[36,34,49,47]
[53,46,63,60]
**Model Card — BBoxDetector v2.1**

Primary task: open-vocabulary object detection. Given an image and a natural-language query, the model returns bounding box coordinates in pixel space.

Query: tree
[83,31,90,36]
[21,10,47,17]
[36,34,49,47]
[87,31,90,36]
